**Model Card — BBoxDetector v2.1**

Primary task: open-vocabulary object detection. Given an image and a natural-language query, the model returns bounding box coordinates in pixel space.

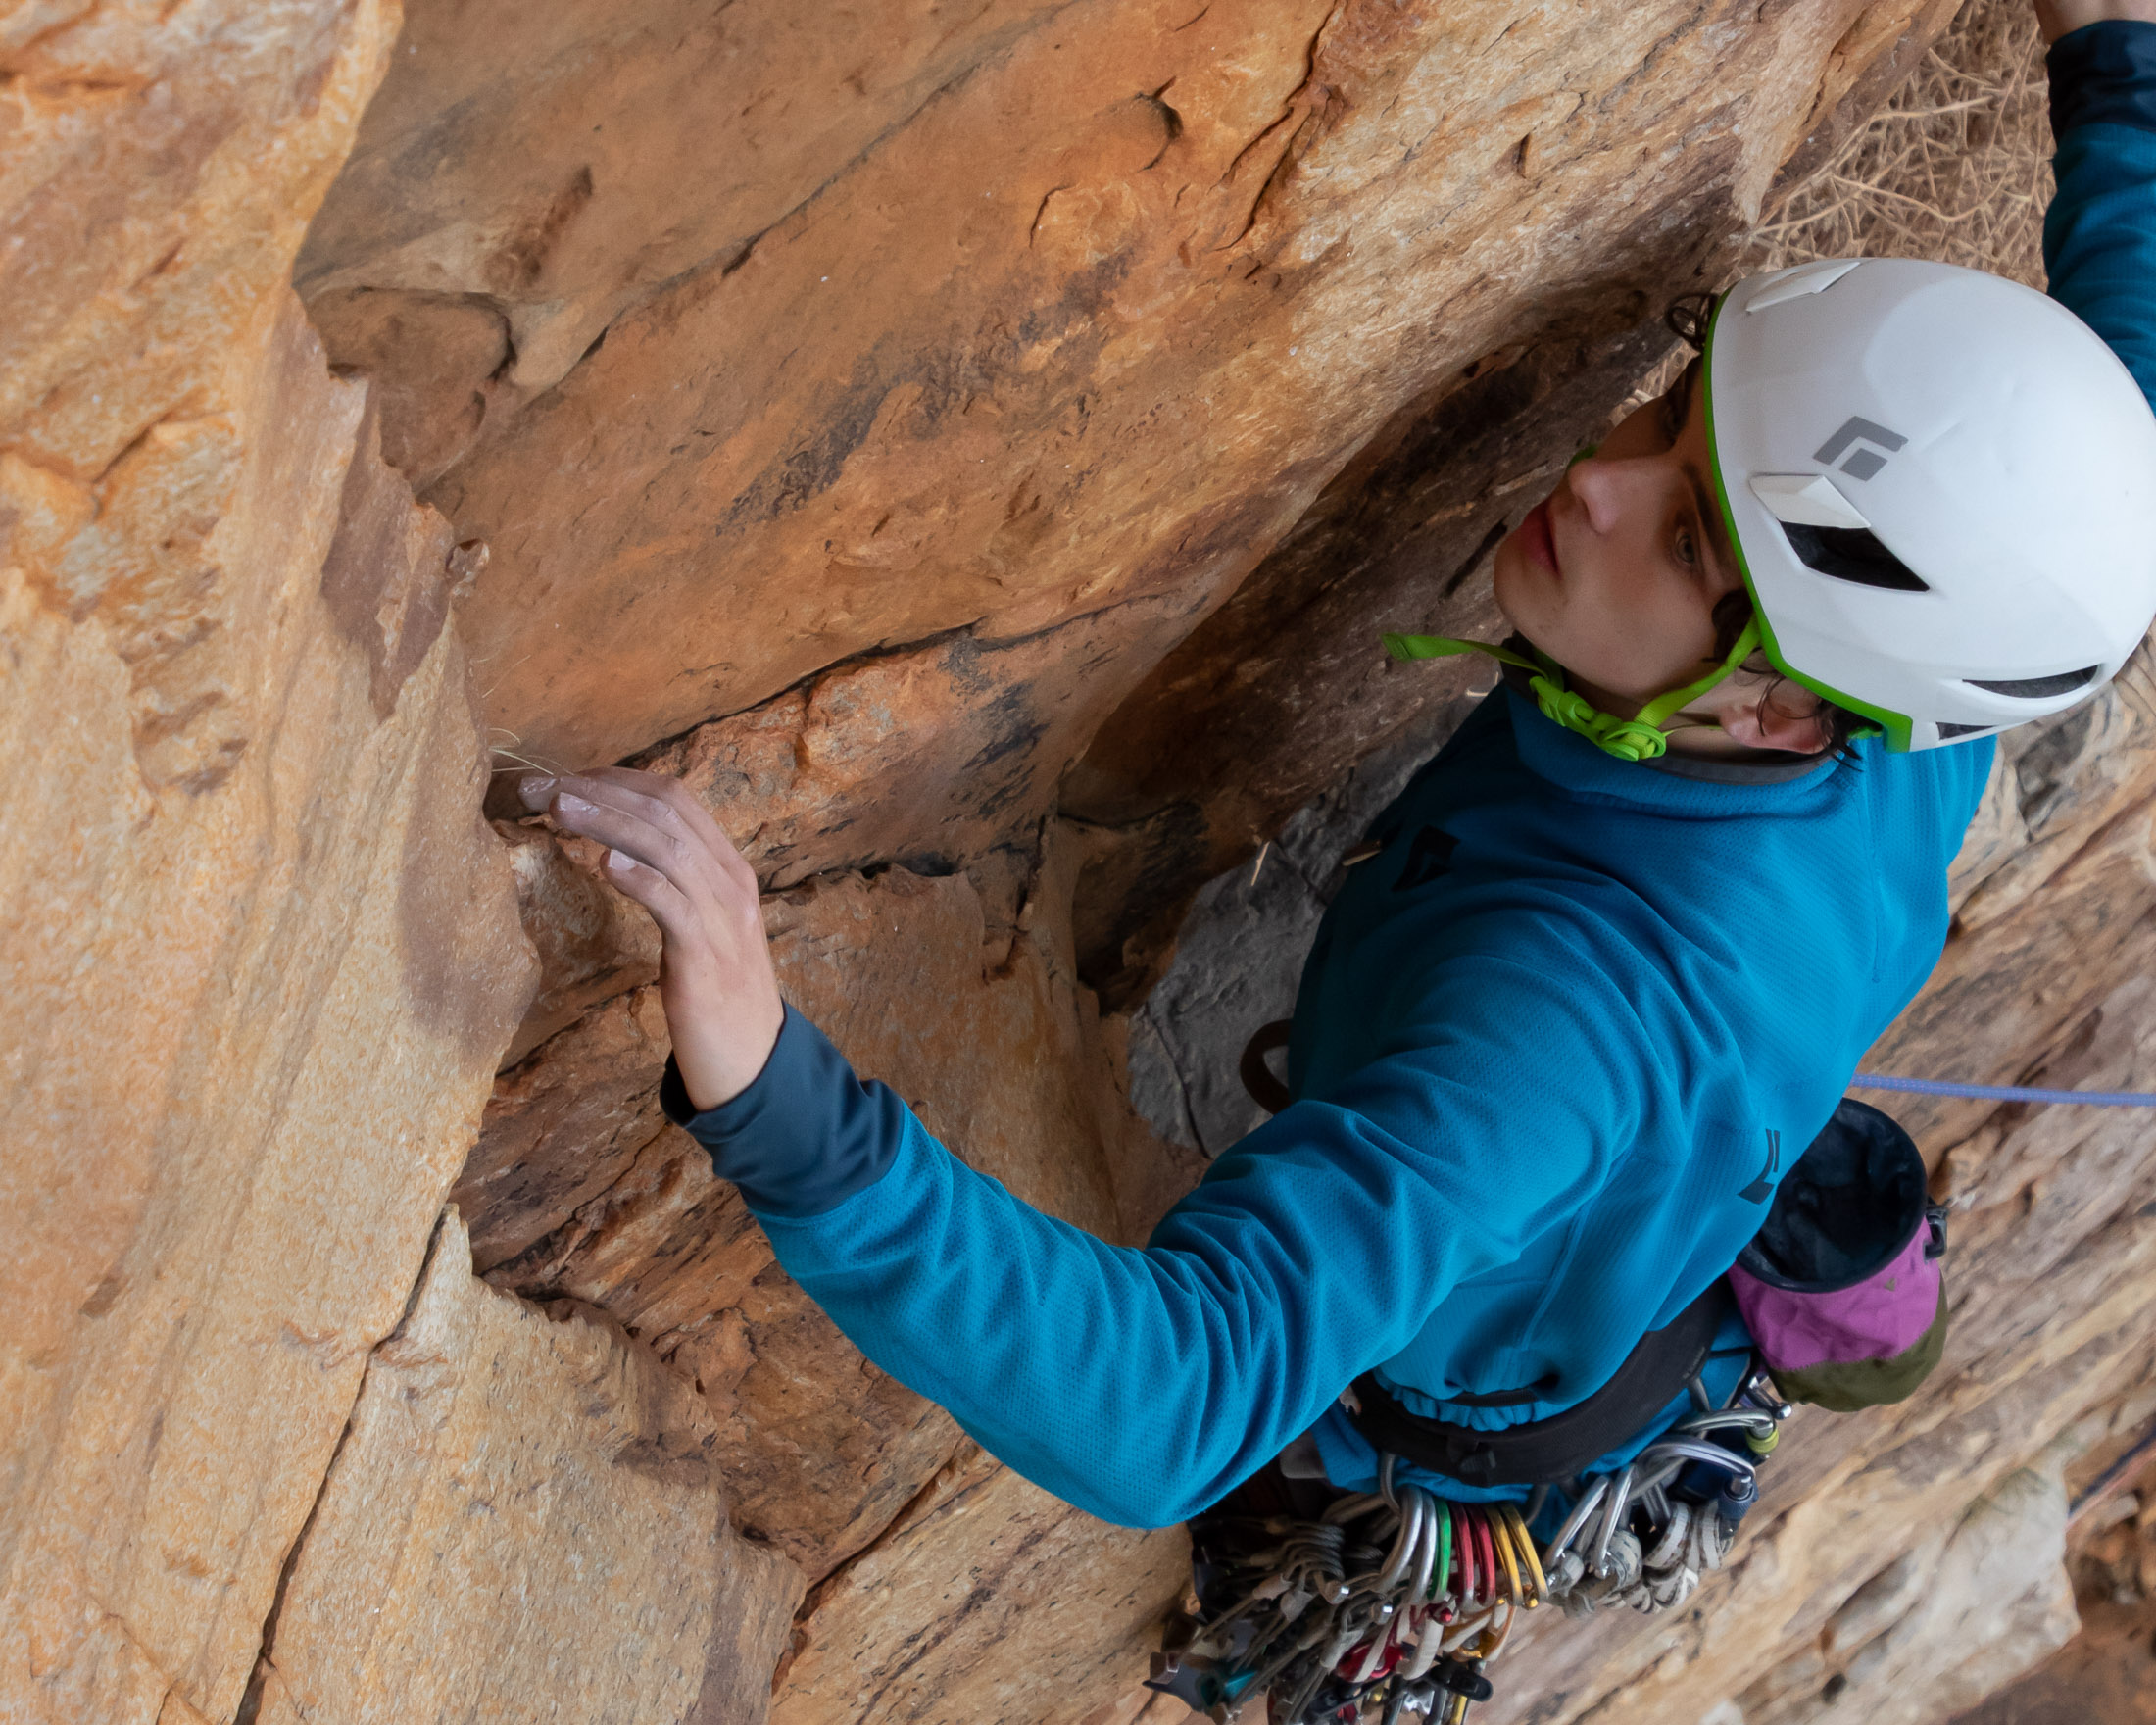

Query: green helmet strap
[1381,620,1764,764]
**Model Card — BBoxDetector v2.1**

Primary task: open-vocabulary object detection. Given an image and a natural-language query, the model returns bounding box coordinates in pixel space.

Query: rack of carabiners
[1152,1363,1792,1724]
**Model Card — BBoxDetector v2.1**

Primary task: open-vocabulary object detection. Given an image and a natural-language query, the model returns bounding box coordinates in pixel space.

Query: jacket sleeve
[2044,19,2156,403]
[662,954,1643,1528]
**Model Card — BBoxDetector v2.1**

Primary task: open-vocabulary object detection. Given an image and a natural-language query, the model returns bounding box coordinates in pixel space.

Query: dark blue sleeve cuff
[2050,19,2156,137]
[660,1002,907,1219]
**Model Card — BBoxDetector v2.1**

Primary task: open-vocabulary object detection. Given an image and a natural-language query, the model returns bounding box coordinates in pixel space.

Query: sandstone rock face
[0,5,541,1716]
[1967,1402,2156,1725]
[246,1208,802,1725]
[1,5,797,1719]
[770,1442,1190,1725]
[1733,1465,2079,1725]
[302,0,1958,792]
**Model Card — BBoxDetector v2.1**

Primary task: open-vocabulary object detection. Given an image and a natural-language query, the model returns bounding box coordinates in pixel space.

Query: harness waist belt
[1345,1281,1734,1487]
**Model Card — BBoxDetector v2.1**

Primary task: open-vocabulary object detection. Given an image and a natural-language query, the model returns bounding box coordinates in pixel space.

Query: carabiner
[1499,1504,1546,1606]
[1542,1477,1608,1571]
[1431,1500,1454,1602]
[1455,1504,1479,1606]
[1406,1489,1441,1604]
[1640,1437,1758,1487]
[1472,1508,1500,1609]
[1377,1487,1426,1594]
[1592,1464,1634,1579]
[1490,1506,1523,1604]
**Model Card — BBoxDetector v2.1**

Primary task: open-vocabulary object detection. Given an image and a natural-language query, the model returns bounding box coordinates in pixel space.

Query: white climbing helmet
[1704,257,2156,751]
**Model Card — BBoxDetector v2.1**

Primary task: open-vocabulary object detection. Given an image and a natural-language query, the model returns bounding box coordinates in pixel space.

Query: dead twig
[1744,0,2050,289]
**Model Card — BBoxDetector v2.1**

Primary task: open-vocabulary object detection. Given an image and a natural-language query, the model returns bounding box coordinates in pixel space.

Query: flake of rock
[491,818,664,1067]
[306,287,514,489]
[246,1208,804,1725]
[638,595,1198,891]
[457,985,680,1273]
[0,3,537,1712]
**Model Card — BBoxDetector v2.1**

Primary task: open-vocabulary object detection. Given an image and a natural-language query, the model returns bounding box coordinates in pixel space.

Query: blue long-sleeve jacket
[661,24,2156,1530]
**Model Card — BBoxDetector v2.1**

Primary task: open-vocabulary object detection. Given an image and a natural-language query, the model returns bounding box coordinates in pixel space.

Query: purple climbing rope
[1850,1074,2156,1108]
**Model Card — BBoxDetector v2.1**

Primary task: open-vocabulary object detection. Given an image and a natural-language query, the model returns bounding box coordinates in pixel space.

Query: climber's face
[1493,360,1746,714]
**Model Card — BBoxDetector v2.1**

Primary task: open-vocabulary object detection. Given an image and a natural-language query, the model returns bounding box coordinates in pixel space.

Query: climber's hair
[1667,290,1867,759]
[1664,292,1719,350]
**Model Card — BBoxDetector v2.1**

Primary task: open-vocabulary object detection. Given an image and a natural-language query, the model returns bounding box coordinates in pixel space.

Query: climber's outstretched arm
[2039,3,2156,399]
[524,767,1634,1528]
[658,966,1635,1528]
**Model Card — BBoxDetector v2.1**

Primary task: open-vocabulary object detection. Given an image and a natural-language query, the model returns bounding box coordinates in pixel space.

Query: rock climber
[517,0,2156,1689]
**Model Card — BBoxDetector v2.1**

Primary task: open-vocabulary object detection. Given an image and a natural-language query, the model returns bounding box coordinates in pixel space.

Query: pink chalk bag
[1730,1098,1948,1412]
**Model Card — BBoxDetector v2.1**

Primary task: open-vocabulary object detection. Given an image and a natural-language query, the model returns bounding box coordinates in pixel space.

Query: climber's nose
[1560,454,1646,540]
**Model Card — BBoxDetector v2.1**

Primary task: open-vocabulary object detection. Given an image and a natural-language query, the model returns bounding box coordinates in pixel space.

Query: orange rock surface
[304,0,1961,786]
[0,2,791,1718]
[246,1208,801,1725]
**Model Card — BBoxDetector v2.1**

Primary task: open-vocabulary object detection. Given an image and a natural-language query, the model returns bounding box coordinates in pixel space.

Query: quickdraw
[1150,1359,1792,1723]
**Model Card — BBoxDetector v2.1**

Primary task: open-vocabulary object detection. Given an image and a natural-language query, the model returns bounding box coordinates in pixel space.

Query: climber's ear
[1717,683,1832,755]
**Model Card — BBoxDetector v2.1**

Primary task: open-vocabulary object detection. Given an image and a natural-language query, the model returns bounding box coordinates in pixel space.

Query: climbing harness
[1343,1283,1733,1487]
[1149,1369,1792,1723]
[1379,623,1763,764]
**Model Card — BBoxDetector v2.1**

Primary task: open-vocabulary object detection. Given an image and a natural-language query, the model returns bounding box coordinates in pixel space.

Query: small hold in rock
[446,538,491,601]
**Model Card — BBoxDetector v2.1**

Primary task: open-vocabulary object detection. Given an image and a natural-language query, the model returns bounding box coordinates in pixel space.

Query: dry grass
[1610,0,2051,428]
[1748,0,2053,286]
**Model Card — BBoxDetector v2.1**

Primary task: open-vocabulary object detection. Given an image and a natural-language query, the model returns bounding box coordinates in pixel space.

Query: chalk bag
[1729,1099,1947,1412]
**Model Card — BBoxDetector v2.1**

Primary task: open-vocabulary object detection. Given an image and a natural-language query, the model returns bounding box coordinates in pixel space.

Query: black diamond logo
[1813,416,1908,482]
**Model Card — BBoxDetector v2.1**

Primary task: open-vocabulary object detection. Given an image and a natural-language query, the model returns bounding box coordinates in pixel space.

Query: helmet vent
[1780,523,1930,592]
[1965,666,2101,699]
[1936,722,1997,739]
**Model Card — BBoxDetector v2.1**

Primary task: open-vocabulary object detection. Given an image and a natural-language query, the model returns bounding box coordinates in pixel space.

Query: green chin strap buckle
[1381,620,1762,764]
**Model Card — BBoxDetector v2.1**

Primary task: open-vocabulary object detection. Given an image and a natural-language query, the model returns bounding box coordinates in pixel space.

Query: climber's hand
[519,767,783,1111]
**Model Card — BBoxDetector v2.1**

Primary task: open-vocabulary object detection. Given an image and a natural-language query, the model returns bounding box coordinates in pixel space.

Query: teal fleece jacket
[660,23,2156,1529]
